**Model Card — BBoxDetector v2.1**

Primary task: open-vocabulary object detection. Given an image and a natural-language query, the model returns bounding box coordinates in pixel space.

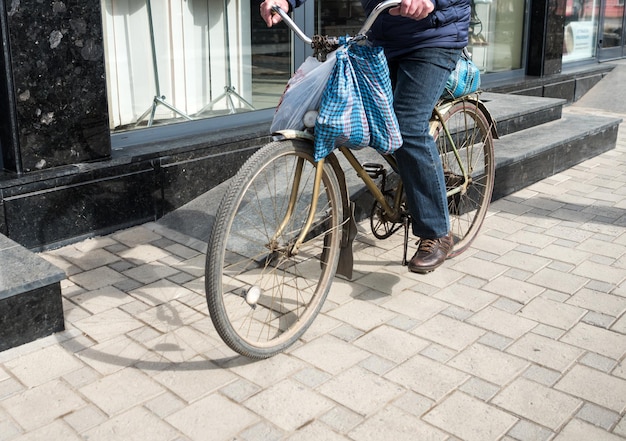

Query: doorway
[598,0,626,60]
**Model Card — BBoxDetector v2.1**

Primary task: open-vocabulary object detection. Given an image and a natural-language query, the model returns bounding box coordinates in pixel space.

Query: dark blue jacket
[286,0,470,59]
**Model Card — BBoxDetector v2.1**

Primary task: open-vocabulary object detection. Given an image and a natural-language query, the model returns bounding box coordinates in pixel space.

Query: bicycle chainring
[370,192,404,240]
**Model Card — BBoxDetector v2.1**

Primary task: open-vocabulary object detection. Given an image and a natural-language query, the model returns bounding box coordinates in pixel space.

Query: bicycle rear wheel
[206,139,343,359]
[431,98,495,258]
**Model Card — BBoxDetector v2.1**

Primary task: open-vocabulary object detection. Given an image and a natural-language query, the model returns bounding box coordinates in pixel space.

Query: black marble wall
[0,0,111,173]
[527,0,566,76]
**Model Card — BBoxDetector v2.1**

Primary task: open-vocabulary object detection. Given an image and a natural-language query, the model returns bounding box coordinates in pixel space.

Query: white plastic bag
[270,52,336,132]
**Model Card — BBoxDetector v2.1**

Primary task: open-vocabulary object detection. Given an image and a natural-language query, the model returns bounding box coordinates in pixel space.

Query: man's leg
[389,47,461,272]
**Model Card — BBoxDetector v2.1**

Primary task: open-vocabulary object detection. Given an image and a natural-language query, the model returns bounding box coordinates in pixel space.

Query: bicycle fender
[272,129,315,142]
[462,95,500,140]
[322,152,356,280]
[475,98,499,140]
[273,130,356,279]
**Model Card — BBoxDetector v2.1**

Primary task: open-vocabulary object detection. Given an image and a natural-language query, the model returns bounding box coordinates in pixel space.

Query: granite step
[492,111,621,199]
[0,234,65,351]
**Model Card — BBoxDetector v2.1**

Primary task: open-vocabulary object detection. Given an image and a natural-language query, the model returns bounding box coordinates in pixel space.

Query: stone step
[479,92,566,136]
[0,234,65,352]
[492,111,621,199]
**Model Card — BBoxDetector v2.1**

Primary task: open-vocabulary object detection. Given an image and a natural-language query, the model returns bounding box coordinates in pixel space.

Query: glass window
[563,0,599,61]
[314,0,365,35]
[101,0,292,133]
[469,0,526,72]
[314,0,526,74]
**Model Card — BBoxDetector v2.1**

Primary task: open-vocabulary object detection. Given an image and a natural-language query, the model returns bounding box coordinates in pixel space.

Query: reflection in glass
[101,0,291,132]
[563,0,599,62]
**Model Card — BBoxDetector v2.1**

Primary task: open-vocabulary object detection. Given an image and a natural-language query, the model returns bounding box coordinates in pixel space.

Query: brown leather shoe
[408,233,453,274]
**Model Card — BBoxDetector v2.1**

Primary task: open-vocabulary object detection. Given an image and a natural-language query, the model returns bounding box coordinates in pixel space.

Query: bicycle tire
[431,98,495,258]
[205,139,343,359]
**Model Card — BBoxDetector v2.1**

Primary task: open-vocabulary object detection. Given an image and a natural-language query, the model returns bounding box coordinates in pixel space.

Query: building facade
[0,0,623,250]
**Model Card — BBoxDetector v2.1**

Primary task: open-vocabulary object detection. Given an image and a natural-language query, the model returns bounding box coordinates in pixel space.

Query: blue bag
[442,49,481,99]
[314,41,402,162]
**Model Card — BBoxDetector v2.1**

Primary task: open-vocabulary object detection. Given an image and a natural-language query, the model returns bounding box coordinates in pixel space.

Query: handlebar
[271,0,402,45]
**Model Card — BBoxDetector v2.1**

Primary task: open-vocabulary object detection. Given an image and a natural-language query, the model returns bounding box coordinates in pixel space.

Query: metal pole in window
[134,0,193,127]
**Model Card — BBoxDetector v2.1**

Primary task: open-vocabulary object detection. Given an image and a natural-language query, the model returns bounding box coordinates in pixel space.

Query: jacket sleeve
[287,0,307,9]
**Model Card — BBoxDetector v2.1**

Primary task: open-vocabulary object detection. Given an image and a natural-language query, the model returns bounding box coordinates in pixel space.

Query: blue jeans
[388,47,462,239]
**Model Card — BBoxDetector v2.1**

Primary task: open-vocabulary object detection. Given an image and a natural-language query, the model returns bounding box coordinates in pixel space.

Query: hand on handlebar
[389,0,434,20]
[260,0,290,27]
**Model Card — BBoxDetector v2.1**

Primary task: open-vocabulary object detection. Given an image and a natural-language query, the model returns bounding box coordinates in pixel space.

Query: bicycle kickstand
[401,216,411,266]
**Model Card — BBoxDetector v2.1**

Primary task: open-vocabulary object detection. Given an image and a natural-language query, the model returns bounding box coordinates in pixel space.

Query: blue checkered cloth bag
[314,41,402,162]
[441,49,481,99]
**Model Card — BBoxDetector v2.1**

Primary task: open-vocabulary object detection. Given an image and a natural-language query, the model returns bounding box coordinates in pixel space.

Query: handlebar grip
[271,5,312,45]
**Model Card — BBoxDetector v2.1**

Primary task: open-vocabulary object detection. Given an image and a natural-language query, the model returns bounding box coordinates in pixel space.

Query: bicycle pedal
[363,163,385,179]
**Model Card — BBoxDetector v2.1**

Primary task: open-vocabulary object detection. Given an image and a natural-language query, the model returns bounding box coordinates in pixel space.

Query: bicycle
[205,0,497,359]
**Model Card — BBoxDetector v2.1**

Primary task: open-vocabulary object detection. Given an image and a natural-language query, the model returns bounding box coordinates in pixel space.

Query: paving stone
[2,380,86,431]
[63,404,108,434]
[449,256,509,281]
[481,276,545,305]
[507,419,554,441]
[384,355,469,401]
[326,298,397,331]
[526,267,589,294]
[82,406,180,441]
[424,391,517,441]
[491,377,582,430]
[522,364,563,387]
[420,343,458,362]
[459,377,500,401]
[349,405,447,441]
[573,260,626,285]
[391,391,434,417]
[552,418,625,441]
[531,323,566,339]
[576,402,621,430]
[449,343,528,385]
[69,266,130,291]
[468,306,537,339]
[359,355,397,374]
[561,322,626,359]
[79,368,164,416]
[494,250,551,273]
[579,352,619,373]
[4,345,84,388]
[381,291,448,322]
[153,359,237,403]
[568,288,626,318]
[0,418,22,441]
[13,420,82,441]
[319,406,364,434]
[318,366,404,415]
[583,311,616,328]
[478,332,514,350]
[506,333,583,372]
[243,379,333,432]
[283,421,348,441]
[519,296,586,330]
[555,364,626,413]
[412,315,485,351]
[615,415,626,437]
[352,269,416,295]
[238,421,285,441]
[433,284,498,311]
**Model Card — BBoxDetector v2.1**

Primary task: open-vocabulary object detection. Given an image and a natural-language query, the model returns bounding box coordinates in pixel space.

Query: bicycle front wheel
[206,139,343,359]
[432,98,495,258]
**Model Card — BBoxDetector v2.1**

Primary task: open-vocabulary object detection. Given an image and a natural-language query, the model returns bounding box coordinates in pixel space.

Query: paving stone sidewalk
[1,90,626,439]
